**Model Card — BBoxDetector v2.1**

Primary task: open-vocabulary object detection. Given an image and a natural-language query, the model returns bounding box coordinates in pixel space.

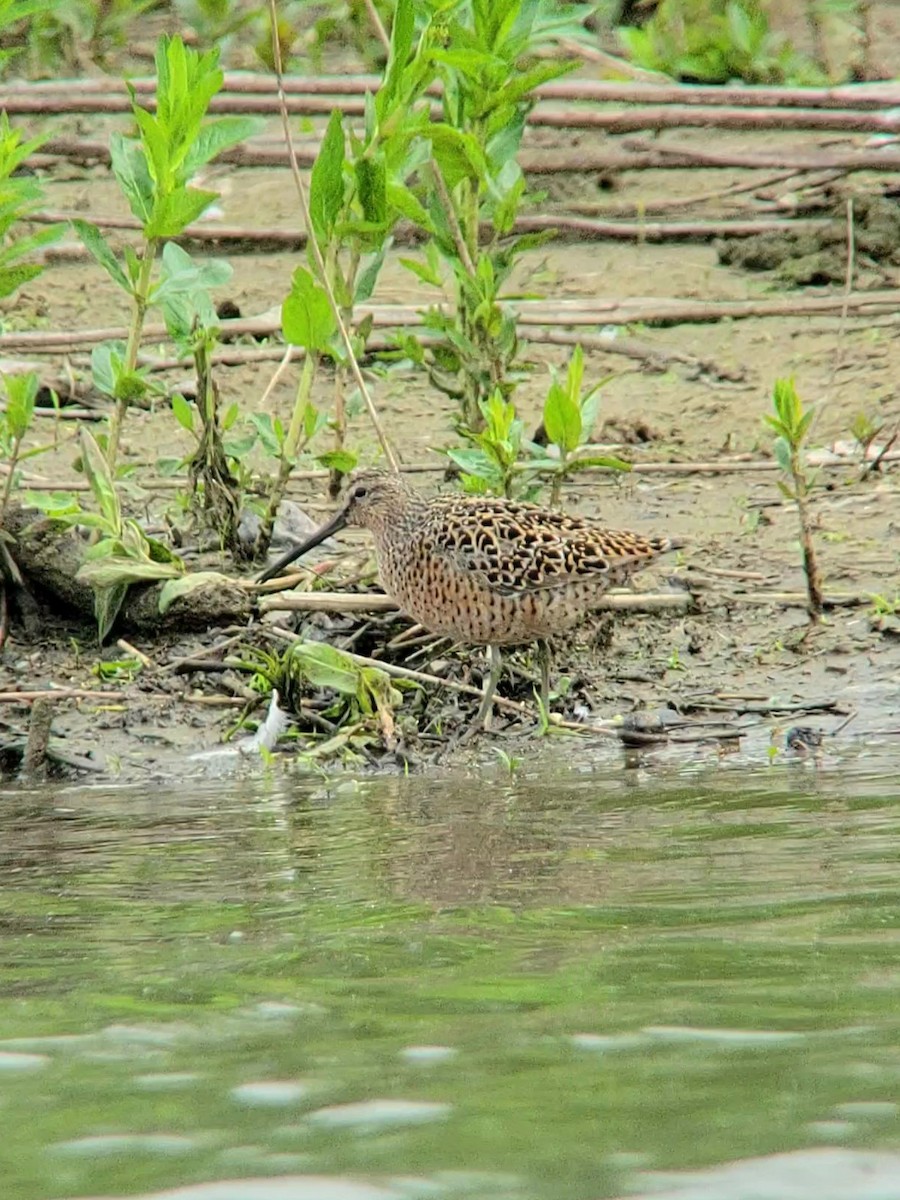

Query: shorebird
[258,471,680,729]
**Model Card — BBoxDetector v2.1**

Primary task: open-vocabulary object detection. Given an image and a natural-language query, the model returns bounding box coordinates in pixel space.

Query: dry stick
[21,699,53,779]
[10,291,900,354]
[565,168,822,216]
[828,198,856,393]
[33,208,827,247]
[258,590,692,615]
[116,638,153,668]
[17,74,900,109]
[258,344,294,410]
[266,0,397,472]
[534,328,746,380]
[526,105,900,134]
[615,140,900,175]
[13,84,900,132]
[0,689,123,702]
[364,0,391,53]
[866,420,900,475]
[14,451,900,497]
[30,136,900,175]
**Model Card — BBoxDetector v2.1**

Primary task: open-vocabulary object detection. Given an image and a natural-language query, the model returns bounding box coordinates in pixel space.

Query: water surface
[2,757,899,1200]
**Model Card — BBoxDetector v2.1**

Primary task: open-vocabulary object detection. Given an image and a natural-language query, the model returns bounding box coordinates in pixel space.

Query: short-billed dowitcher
[258,471,680,729]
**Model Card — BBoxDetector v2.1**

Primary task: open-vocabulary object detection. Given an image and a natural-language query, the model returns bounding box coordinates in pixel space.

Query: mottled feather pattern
[414,495,669,596]
[332,471,679,646]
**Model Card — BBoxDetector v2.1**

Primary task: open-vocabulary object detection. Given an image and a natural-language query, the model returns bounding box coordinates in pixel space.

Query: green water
[1,759,900,1200]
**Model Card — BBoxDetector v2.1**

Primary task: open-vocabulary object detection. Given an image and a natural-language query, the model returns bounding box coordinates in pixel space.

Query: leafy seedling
[26,429,183,641]
[74,34,262,468]
[764,376,823,622]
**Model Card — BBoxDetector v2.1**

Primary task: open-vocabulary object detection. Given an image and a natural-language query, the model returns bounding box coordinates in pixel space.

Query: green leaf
[290,641,362,695]
[354,243,389,304]
[309,109,345,246]
[159,571,233,614]
[77,556,182,588]
[399,254,443,287]
[316,449,358,473]
[155,241,232,299]
[543,380,582,453]
[248,412,283,457]
[21,490,82,518]
[566,344,585,403]
[281,266,337,351]
[429,124,488,189]
[72,219,130,293]
[90,341,127,399]
[93,581,129,645]
[3,371,38,440]
[109,133,154,227]
[386,181,432,230]
[0,263,42,299]
[146,186,218,239]
[184,115,264,177]
[773,436,792,473]
[171,393,194,433]
[79,428,121,531]
[378,0,415,117]
[567,453,631,473]
[797,407,816,441]
[355,151,387,227]
[0,223,65,267]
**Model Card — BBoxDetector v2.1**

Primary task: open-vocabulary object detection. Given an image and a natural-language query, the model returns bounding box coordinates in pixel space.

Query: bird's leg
[475,644,503,731]
[536,638,551,715]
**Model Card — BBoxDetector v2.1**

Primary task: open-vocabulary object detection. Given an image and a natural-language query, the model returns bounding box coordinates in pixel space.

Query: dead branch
[1,503,252,634]
[258,590,693,615]
[7,291,900,355]
[29,136,900,176]
[11,73,900,110]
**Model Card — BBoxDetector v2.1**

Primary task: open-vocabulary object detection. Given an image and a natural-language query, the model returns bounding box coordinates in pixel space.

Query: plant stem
[0,436,20,522]
[267,0,397,473]
[106,237,156,469]
[254,351,317,559]
[790,445,824,620]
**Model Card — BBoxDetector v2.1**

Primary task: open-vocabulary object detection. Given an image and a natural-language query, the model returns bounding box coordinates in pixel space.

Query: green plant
[92,656,143,681]
[618,0,825,84]
[849,409,883,459]
[173,0,261,54]
[17,0,160,75]
[240,639,405,749]
[534,347,630,505]
[447,348,629,500]
[0,370,51,522]
[253,0,437,555]
[765,377,823,621]
[0,112,64,307]
[447,389,535,499]
[74,34,261,469]
[869,593,899,618]
[25,430,182,641]
[159,243,244,552]
[399,0,590,432]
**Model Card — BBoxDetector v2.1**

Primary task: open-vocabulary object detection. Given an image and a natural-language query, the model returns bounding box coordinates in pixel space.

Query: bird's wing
[427,501,663,597]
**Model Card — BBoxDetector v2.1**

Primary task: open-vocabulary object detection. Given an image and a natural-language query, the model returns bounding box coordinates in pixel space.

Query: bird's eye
[353,485,368,500]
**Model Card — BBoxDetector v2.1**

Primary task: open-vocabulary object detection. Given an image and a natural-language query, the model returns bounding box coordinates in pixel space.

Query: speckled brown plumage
[259,470,681,728]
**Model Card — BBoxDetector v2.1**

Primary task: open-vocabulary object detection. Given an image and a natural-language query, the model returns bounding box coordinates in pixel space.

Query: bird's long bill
[256,507,349,584]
